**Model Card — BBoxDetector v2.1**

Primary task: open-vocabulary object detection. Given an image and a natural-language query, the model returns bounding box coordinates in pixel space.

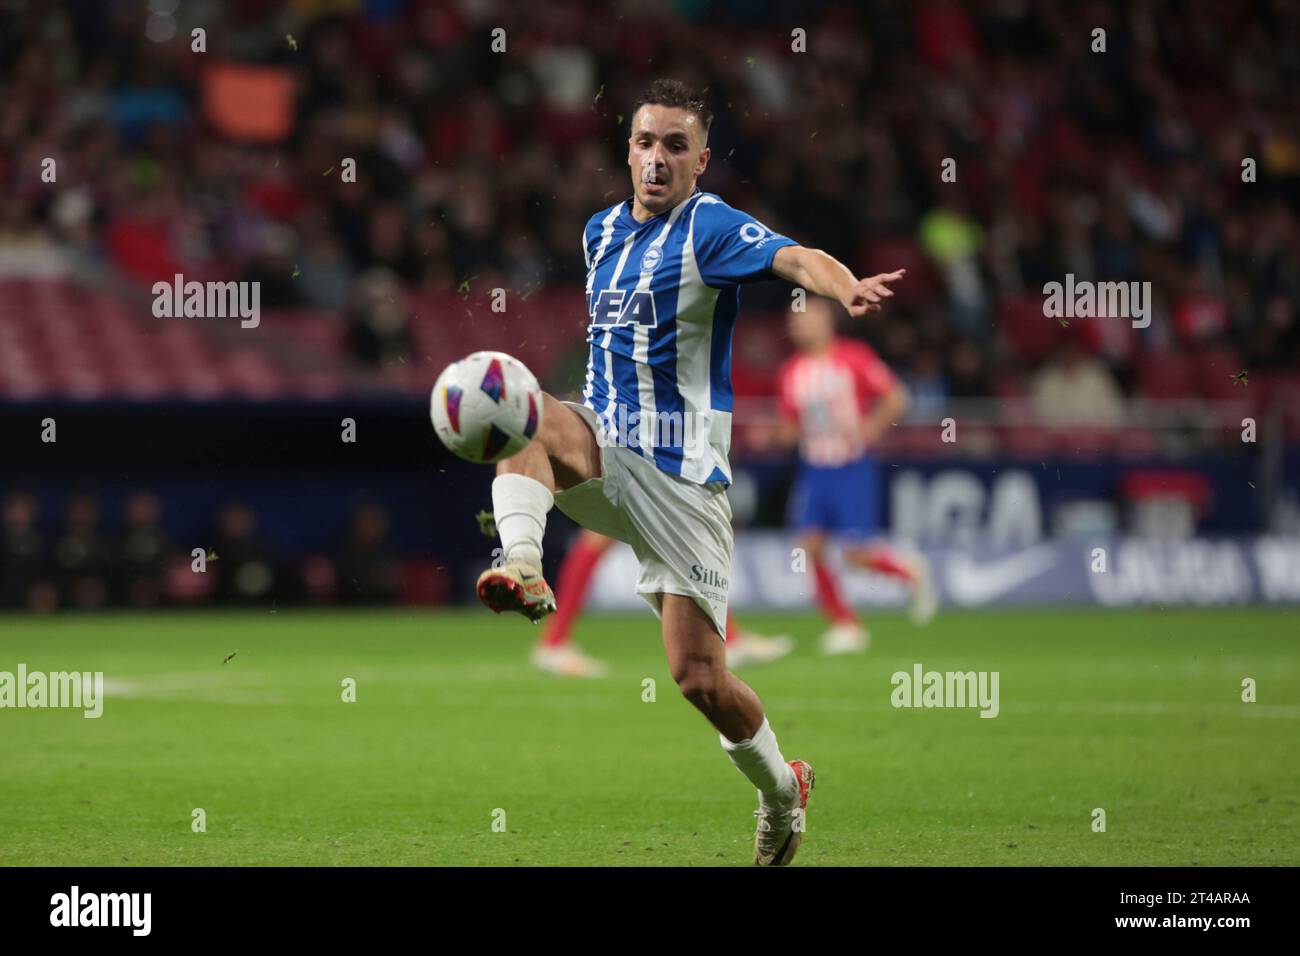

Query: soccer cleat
[531,643,609,678]
[476,562,556,622]
[726,632,794,669]
[907,553,939,626]
[754,759,815,866]
[819,621,870,656]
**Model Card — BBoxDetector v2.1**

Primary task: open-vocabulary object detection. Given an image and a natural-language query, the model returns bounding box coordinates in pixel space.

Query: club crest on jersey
[640,246,663,273]
[590,289,658,328]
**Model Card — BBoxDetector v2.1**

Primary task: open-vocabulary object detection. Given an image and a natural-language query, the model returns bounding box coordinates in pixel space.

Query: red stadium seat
[999,295,1061,365]
[1195,346,1244,400]
[1136,352,1197,400]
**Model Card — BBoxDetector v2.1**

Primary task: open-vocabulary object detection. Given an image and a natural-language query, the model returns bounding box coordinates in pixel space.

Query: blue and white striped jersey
[581,188,795,486]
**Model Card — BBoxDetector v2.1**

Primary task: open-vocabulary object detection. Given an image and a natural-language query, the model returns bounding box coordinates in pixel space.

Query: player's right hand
[842,269,905,317]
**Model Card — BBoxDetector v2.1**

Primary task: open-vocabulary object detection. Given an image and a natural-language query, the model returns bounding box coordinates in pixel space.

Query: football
[430,351,543,463]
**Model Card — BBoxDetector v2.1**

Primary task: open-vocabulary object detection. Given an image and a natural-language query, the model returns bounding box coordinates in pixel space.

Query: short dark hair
[630,78,712,139]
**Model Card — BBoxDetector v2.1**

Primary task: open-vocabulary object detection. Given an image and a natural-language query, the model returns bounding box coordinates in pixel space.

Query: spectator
[947,340,990,399]
[333,502,402,605]
[344,266,412,367]
[53,495,112,610]
[116,491,170,608]
[903,348,949,422]
[1029,339,1126,427]
[1,492,55,612]
[212,503,277,605]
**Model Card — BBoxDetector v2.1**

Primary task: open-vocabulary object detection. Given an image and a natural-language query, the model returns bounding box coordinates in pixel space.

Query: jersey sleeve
[582,213,602,271]
[691,198,796,287]
[841,341,897,410]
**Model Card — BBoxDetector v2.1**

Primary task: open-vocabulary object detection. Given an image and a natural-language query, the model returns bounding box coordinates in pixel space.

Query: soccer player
[532,529,793,677]
[774,298,938,655]
[475,79,905,865]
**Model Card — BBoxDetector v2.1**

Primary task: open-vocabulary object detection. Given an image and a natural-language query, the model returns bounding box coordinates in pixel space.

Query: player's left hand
[842,270,905,317]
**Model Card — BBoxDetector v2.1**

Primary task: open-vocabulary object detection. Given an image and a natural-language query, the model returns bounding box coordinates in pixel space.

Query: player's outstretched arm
[772,245,905,317]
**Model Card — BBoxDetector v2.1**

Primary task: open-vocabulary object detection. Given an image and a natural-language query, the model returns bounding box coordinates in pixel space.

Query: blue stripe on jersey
[650,319,682,475]
[610,345,643,457]
[709,287,738,414]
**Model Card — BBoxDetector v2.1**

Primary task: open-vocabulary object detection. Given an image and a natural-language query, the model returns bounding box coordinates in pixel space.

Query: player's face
[628,105,709,216]
[788,302,835,352]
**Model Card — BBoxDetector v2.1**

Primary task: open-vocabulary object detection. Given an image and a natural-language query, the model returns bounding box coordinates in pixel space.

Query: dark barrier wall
[0,398,571,602]
[0,400,1286,605]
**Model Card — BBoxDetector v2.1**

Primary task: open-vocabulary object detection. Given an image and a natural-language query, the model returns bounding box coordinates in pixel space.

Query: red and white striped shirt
[777,338,897,467]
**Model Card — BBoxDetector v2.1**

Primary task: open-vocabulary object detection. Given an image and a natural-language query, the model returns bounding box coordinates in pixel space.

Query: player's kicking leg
[661,594,813,865]
[478,395,812,864]
[476,394,601,622]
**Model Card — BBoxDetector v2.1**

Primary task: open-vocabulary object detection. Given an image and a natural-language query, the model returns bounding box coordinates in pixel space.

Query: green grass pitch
[1,607,1296,866]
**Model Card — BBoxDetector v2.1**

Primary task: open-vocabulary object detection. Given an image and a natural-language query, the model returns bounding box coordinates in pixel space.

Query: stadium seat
[1195,345,1244,400]
[1136,351,1197,400]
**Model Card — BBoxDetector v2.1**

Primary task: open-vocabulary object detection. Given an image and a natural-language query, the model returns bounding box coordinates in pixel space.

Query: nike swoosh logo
[945,544,1059,605]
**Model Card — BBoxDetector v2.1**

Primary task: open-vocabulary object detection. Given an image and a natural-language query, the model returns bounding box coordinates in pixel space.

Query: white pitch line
[766,698,1300,719]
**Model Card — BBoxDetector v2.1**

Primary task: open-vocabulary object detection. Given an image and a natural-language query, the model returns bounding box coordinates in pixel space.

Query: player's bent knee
[675,666,724,715]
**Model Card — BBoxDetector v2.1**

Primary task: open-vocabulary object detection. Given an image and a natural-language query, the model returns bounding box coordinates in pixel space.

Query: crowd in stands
[0,491,405,612]
[0,0,1297,417]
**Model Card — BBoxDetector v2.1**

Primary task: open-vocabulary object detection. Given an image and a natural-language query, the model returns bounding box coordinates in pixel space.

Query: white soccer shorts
[552,402,732,638]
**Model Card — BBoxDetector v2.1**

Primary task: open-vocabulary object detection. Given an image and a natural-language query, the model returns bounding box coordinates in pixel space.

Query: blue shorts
[787,455,881,540]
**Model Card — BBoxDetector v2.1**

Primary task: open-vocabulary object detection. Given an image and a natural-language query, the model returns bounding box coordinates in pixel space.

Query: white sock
[492,474,553,568]
[720,717,798,810]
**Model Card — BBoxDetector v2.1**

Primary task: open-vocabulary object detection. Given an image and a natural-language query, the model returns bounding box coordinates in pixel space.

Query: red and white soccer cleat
[754,759,816,866]
[476,562,556,623]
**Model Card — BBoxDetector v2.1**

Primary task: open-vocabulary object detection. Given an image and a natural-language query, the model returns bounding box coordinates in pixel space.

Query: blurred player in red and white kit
[773,298,937,653]
[532,530,794,677]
